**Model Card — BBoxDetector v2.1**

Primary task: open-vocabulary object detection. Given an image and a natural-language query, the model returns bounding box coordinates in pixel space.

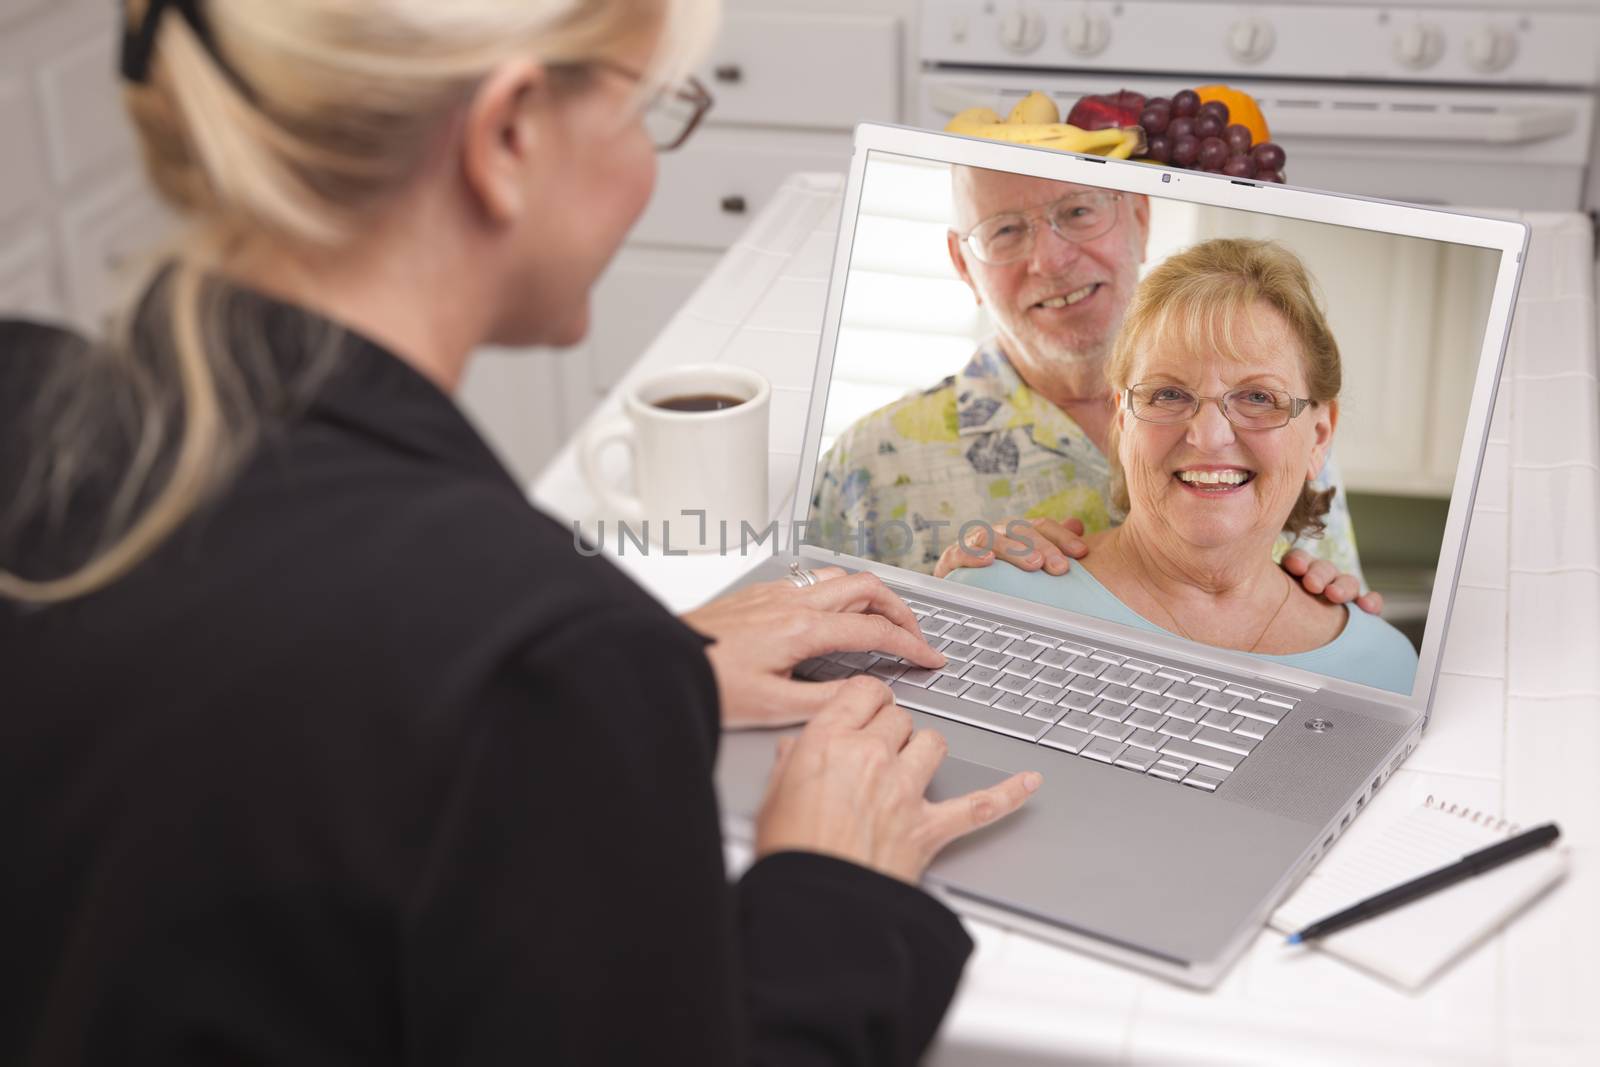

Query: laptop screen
[803,147,1508,698]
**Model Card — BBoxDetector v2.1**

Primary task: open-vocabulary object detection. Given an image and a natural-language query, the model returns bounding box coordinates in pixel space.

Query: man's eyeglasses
[960,191,1122,266]
[559,59,713,153]
[1125,383,1313,430]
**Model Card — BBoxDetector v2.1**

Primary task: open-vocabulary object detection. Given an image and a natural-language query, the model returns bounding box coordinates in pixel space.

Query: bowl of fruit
[944,84,1287,183]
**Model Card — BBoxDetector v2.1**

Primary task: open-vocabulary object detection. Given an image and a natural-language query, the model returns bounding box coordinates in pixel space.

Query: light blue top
[948,560,1420,694]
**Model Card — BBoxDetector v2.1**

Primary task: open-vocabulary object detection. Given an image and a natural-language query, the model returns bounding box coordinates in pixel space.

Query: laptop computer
[713,122,1527,989]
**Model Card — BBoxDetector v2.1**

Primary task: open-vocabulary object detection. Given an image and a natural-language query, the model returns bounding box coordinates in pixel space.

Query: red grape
[1225,124,1253,154]
[1171,89,1200,118]
[1250,142,1287,172]
[1171,135,1200,166]
[1139,104,1171,136]
[1260,170,1285,183]
[1146,96,1170,111]
[1198,137,1229,170]
[1221,155,1256,179]
[1194,114,1224,140]
[1169,116,1196,140]
[1200,100,1230,125]
[1145,134,1172,163]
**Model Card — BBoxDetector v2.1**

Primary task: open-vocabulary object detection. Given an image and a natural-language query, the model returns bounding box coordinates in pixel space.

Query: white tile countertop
[532,176,1600,1064]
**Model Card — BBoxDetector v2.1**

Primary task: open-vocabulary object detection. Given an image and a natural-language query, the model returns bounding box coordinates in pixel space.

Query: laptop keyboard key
[995,625,1028,640]
[1198,691,1241,713]
[1040,726,1088,754]
[1081,737,1127,763]
[1123,658,1159,674]
[1091,719,1135,742]
[1126,728,1166,751]
[1148,761,1187,782]
[1066,675,1107,697]
[1089,700,1130,722]
[1159,739,1241,772]
[1224,683,1264,699]
[1099,665,1139,686]
[1024,633,1058,648]
[942,642,978,662]
[934,610,967,624]
[1166,682,1205,703]
[973,650,1008,670]
[899,667,939,687]
[920,618,953,638]
[1026,683,1068,704]
[1235,699,1283,724]
[930,675,972,698]
[1099,683,1138,705]
[945,625,983,645]
[1157,717,1201,741]
[1124,707,1164,732]
[1058,640,1093,656]
[867,660,907,682]
[1200,709,1245,732]
[1035,648,1073,669]
[1132,673,1171,695]
[961,665,1003,687]
[962,684,1002,705]
[996,673,1034,695]
[891,683,1043,741]
[1060,690,1099,713]
[1152,757,1195,779]
[1235,718,1272,741]
[1116,748,1160,772]
[1024,702,1066,725]
[1003,638,1041,661]
[1090,650,1126,666]
[1001,658,1043,679]
[1035,666,1073,687]
[1060,710,1098,733]
[1165,700,1204,723]
[1065,656,1104,678]
[1193,726,1256,756]
[974,632,1012,652]
[1258,693,1298,710]
[993,693,1035,715]
[1188,674,1225,691]
[1182,766,1229,792]
[1132,692,1173,714]
[1156,667,1191,683]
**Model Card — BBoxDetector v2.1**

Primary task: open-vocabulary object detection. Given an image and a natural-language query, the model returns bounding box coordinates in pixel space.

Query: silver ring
[787,561,819,589]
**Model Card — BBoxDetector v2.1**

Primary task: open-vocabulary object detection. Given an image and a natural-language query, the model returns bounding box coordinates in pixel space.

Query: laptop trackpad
[926,756,1012,803]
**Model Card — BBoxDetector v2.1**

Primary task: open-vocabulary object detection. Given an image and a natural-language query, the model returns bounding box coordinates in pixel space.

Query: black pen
[1285,822,1562,944]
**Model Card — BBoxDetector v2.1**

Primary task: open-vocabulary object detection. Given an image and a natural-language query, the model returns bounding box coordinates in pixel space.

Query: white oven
[917,0,1600,213]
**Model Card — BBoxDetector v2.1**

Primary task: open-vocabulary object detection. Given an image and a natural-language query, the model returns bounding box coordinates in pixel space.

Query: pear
[1007,91,1060,125]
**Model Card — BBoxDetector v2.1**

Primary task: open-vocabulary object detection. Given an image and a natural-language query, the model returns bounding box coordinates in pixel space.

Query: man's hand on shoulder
[1281,548,1384,615]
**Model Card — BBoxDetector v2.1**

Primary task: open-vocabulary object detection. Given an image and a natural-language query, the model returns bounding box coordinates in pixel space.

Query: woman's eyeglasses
[1125,383,1313,430]
[960,191,1123,266]
[559,59,714,153]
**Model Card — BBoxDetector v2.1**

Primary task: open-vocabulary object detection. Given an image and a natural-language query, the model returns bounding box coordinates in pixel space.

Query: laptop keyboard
[795,598,1301,794]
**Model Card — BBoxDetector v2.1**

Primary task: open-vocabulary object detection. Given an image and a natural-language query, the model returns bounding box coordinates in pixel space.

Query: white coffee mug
[579,364,770,551]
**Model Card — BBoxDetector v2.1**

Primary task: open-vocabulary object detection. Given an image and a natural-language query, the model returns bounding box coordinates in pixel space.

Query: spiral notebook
[1269,795,1569,991]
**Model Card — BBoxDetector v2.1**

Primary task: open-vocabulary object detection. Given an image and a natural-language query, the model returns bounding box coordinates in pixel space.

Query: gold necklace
[1127,567,1295,654]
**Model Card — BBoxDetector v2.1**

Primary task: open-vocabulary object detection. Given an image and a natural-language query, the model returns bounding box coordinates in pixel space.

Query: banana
[947,106,1003,128]
[944,117,1140,160]
[1007,91,1060,125]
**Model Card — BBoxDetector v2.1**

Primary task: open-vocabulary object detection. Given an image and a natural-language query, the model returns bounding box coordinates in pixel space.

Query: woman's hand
[1281,549,1384,615]
[932,517,1088,579]
[682,567,946,730]
[755,676,1041,883]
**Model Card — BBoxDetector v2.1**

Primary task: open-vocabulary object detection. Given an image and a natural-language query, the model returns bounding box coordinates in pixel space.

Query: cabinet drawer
[702,11,899,130]
[635,127,850,250]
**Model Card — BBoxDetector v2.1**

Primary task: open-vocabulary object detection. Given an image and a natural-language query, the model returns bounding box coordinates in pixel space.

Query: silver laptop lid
[791,122,1528,726]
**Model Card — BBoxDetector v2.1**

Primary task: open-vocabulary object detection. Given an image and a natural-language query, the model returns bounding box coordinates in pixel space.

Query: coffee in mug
[579,364,770,551]
[653,393,746,413]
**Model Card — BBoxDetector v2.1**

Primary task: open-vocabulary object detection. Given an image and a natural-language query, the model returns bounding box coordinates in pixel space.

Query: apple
[1067,89,1148,131]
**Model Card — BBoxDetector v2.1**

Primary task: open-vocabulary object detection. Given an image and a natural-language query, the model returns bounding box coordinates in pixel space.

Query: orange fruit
[1195,84,1271,145]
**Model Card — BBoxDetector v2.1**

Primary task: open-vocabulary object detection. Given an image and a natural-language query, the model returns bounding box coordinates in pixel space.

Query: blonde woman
[0,2,1039,1062]
[949,239,1418,692]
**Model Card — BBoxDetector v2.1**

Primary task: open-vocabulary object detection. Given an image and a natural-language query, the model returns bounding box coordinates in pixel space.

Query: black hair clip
[119,0,254,98]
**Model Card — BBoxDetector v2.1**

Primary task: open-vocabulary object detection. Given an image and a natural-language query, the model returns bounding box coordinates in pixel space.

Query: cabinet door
[589,247,721,393]
[0,228,62,321]
[635,127,851,249]
[702,10,900,130]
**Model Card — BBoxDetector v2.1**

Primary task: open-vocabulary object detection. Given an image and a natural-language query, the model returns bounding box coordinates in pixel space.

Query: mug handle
[578,417,644,520]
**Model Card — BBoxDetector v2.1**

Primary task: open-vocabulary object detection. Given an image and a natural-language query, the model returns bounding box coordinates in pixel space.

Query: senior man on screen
[808,164,1379,611]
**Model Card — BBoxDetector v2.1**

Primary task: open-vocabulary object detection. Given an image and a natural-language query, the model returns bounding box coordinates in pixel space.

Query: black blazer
[0,296,971,1066]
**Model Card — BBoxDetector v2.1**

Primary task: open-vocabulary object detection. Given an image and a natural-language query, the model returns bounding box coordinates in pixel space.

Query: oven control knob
[1063,10,1111,57]
[1226,17,1275,64]
[998,7,1046,55]
[1465,24,1517,73]
[1393,23,1444,70]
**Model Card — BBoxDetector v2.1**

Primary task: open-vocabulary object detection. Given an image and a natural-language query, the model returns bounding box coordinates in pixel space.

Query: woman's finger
[797,610,946,669]
[922,771,1041,851]
[898,728,950,792]
[861,700,915,752]
[811,674,896,731]
[934,543,993,578]
[1321,572,1361,606]
[804,571,922,639]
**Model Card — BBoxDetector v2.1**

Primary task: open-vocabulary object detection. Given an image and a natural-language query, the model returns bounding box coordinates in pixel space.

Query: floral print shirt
[807,342,1363,580]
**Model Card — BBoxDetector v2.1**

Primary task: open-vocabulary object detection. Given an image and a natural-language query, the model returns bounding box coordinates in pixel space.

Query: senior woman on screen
[949,238,1417,692]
